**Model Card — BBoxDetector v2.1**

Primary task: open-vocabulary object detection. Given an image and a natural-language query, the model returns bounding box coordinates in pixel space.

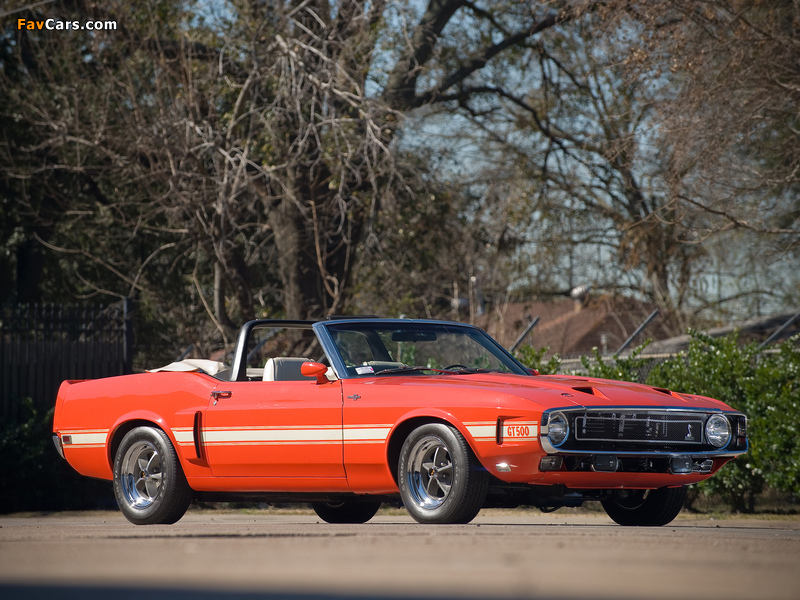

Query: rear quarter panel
[54,372,218,480]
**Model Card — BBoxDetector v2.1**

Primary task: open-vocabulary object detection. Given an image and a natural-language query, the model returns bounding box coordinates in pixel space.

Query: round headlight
[705,414,731,448]
[547,412,569,447]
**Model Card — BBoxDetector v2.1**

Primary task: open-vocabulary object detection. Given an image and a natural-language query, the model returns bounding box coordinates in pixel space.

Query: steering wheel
[442,364,470,371]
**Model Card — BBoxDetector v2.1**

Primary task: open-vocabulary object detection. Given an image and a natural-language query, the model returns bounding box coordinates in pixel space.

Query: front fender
[389,407,477,448]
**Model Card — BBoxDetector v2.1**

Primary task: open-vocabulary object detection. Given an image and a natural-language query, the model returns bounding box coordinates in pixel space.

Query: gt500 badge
[504,421,538,440]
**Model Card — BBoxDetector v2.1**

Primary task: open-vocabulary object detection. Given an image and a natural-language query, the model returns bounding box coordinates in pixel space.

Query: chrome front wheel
[405,435,454,509]
[398,423,488,524]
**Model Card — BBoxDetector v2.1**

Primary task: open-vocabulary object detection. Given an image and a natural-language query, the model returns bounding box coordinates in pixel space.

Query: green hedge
[0,399,113,514]
[518,331,800,512]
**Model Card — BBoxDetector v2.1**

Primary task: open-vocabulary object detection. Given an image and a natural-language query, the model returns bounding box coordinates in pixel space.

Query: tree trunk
[213,261,237,342]
[266,189,323,320]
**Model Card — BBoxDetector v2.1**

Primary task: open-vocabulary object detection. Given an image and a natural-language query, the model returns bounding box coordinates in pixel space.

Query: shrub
[0,398,113,514]
[578,344,655,382]
[647,332,800,512]
[514,345,561,375]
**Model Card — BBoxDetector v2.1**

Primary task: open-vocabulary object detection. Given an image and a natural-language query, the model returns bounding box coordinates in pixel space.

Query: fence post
[510,316,541,353]
[616,309,659,354]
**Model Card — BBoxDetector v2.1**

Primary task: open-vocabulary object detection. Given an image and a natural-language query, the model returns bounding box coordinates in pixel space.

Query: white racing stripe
[60,429,108,448]
[344,426,393,443]
[172,428,194,444]
[64,420,521,452]
[203,428,342,444]
[465,423,497,441]
[68,432,108,445]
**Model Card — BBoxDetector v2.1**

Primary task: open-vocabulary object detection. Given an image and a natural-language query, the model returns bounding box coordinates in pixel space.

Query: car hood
[521,374,730,411]
[361,372,733,412]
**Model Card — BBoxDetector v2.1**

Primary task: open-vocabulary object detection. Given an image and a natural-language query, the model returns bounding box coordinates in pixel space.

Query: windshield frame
[314,319,531,380]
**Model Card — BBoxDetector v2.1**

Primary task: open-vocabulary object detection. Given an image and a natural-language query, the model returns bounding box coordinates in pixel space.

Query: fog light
[670,456,693,474]
[591,455,618,472]
[496,462,512,472]
[696,459,714,473]
[705,414,731,448]
[539,456,563,471]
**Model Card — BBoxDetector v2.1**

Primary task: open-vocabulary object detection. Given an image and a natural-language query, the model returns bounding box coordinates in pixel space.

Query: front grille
[574,411,706,445]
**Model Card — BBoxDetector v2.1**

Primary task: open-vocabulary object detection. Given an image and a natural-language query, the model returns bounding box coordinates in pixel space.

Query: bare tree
[2,1,589,355]
[620,1,800,234]
[611,0,800,317]
[425,12,699,314]
[420,1,800,325]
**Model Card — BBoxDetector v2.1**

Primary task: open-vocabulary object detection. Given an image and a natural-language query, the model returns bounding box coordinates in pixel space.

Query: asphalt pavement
[1,509,799,600]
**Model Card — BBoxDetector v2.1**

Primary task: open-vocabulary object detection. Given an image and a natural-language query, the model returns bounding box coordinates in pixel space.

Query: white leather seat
[262,357,311,381]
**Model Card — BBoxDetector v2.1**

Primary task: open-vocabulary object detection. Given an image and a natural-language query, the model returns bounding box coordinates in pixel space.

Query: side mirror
[301,361,330,384]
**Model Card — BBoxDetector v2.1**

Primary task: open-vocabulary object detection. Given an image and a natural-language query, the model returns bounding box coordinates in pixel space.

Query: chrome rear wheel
[602,486,687,526]
[113,427,192,525]
[311,500,382,523]
[119,440,162,509]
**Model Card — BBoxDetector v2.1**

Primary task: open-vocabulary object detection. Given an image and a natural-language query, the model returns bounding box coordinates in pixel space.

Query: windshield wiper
[376,365,451,375]
[443,368,502,375]
[376,366,500,375]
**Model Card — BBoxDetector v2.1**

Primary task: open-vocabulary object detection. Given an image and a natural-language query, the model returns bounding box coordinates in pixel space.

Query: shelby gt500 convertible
[53,318,747,526]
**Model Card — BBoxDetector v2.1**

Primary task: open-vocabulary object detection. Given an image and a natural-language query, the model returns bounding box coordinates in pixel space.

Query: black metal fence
[0,299,133,424]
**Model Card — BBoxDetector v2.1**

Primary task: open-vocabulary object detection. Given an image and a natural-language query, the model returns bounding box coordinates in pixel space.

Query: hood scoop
[571,384,685,403]
[572,386,610,400]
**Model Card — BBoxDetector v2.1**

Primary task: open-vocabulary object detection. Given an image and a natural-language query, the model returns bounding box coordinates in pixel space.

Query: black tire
[311,500,382,524]
[113,426,193,525]
[398,423,489,524]
[601,486,687,526]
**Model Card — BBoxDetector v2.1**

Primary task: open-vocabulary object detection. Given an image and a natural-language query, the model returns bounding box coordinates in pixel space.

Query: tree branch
[678,194,800,235]
[415,5,580,107]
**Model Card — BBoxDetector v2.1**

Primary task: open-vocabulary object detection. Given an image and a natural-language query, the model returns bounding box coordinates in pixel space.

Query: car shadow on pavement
[0,583,584,600]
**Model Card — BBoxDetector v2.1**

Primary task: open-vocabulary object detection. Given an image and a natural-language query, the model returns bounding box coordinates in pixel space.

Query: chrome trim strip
[539,437,747,457]
[543,406,733,415]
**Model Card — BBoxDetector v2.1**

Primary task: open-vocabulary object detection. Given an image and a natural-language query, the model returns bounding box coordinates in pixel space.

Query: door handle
[211,390,232,405]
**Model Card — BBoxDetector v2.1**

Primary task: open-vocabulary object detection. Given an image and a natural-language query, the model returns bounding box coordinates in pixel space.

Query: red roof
[475,297,670,357]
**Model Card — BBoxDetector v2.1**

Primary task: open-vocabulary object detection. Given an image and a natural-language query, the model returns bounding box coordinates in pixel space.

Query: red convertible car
[53,318,747,526]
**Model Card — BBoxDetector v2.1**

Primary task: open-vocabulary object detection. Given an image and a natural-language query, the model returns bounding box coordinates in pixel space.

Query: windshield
[323,322,529,378]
